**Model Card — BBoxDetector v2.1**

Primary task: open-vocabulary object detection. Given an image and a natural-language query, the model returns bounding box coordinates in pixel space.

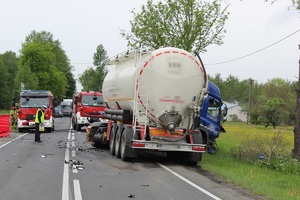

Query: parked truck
[200,81,227,154]
[15,90,56,133]
[72,91,106,131]
[87,80,227,156]
[60,99,73,117]
[86,47,210,164]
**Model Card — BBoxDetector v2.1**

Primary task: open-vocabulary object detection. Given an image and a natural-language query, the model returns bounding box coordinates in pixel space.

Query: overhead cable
[205,28,300,66]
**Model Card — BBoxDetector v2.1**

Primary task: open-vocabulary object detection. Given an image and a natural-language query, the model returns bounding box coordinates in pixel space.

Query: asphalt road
[0,117,257,200]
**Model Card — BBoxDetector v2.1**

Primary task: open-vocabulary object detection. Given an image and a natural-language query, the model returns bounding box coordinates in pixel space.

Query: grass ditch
[199,122,300,200]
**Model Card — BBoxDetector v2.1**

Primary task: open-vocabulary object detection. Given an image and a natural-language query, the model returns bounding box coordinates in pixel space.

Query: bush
[229,130,300,174]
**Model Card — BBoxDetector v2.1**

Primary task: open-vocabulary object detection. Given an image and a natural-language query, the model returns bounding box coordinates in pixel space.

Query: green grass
[200,122,300,200]
[0,110,9,114]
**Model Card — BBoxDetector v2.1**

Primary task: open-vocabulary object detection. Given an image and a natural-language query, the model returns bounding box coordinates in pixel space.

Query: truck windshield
[20,97,49,108]
[207,98,220,119]
[82,95,105,106]
[61,102,72,109]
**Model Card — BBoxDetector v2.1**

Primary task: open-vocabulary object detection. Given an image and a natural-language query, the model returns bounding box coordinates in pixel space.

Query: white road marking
[0,133,28,149]
[62,130,72,200]
[158,163,222,200]
[62,127,83,199]
[73,168,78,174]
[73,179,83,200]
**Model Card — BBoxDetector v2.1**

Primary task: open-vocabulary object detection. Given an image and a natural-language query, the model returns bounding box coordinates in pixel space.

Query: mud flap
[120,125,137,161]
[185,131,204,165]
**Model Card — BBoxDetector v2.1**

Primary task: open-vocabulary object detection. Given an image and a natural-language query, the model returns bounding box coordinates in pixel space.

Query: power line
[205,28,300,66]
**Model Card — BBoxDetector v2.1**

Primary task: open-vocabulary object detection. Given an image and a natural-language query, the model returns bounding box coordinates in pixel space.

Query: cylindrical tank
[102,47,207,130]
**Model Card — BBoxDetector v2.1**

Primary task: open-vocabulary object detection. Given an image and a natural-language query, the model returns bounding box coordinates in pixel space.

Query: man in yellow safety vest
[35,105,47,143]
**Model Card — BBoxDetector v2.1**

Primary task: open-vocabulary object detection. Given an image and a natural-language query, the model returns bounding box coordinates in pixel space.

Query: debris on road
[65,159,84,170]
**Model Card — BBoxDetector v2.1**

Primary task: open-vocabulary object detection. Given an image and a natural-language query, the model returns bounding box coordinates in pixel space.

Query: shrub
[229,130,300,174]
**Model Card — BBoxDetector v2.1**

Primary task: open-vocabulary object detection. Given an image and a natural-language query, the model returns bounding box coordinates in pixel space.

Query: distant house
[224,100,247,122]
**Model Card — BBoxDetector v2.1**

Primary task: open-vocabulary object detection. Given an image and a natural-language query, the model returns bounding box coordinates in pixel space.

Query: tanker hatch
[158,110,182,133]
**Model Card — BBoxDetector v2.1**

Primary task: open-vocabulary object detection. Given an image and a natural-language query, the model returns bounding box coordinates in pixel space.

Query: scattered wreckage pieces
[65,159,85,170]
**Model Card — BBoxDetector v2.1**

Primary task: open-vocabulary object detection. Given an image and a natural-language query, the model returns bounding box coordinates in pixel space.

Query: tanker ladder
[132,48,151,140]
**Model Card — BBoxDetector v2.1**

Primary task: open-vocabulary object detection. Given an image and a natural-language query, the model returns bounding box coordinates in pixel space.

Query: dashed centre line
[62,128,82,200]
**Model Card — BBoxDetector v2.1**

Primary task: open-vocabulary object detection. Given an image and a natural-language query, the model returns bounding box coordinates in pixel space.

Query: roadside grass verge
[0,110,9,114]
[200,122,300,200]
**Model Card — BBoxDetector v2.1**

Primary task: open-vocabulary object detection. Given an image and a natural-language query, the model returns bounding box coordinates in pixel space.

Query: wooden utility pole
[293,44,300,161]
[247,78,253,124]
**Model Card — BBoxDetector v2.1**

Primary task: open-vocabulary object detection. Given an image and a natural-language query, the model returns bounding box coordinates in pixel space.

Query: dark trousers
[35,123,41,142]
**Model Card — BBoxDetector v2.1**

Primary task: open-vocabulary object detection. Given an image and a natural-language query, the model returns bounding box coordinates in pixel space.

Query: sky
[0,0,299,92]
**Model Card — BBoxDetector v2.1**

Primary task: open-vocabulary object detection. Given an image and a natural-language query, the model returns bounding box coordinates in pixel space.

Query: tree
[293,48,300,161]
[1,51,19,104]
[16,31,72,99]
[121,0,229,53]
[0,56,9,109]
[79,67,98,91]
[265,0,300,10]
[258,97,287,129]
[79,44,108,91]
[256,78,293,128]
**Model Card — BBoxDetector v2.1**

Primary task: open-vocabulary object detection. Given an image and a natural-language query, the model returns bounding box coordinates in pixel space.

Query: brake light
[132,142,145,147]
[192,146,206,151]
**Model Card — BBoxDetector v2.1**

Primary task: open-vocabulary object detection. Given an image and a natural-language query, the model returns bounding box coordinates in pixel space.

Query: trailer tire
[120,126,135,161]
[114,128,122,158]
[186,132,203,165]
[109,124,116,156]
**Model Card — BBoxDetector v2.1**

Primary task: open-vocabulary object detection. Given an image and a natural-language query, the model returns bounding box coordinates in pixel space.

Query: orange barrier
[0,114,10,138]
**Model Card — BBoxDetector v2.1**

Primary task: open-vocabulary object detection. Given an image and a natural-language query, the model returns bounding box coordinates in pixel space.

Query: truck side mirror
[222,105,228,117]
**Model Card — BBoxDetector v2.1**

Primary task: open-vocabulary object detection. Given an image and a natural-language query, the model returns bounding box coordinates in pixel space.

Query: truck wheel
[76,124,81,131]
[186,132,203,165]
[114,128,122,158]
[46,128,52,133]
[109,125,116,156]
[120,126,134,161]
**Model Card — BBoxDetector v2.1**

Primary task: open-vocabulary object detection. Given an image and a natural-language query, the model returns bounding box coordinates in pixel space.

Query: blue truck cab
[200,81,227,154]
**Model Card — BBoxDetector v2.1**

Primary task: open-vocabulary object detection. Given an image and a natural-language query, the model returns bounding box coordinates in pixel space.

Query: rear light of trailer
[192,146,206,151]
[132,142,145,148]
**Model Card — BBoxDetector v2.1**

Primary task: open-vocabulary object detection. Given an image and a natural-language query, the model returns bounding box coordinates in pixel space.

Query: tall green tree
[257,78,293,128]
[1,51,19,104]
[121,0,229,52]
[0,56,9,109]
[16,31,73,99]
[79,67,98,91]
[79,44,108,91]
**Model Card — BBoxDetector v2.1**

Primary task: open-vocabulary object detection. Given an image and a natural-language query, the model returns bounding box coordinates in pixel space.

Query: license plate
[29,122,35,126]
